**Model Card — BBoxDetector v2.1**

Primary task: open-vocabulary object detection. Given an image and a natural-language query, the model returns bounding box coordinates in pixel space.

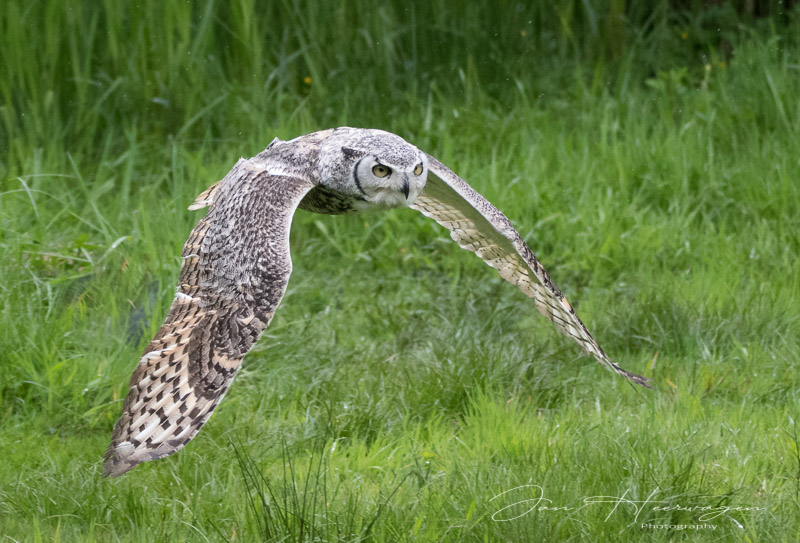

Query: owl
[104,127,650,477]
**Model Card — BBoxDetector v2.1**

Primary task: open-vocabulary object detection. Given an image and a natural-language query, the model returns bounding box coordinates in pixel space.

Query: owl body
[103,127,649,477]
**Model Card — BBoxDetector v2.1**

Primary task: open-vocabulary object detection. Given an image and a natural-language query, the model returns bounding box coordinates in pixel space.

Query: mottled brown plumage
[104,161,315,476]
[104,127,649,477]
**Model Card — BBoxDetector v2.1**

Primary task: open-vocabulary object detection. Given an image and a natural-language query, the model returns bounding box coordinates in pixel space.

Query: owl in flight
[104,127,650,477]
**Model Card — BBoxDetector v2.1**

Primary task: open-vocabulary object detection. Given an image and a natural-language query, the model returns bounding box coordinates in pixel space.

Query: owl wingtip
[103,441,138,477]
[629,374,654,389]
[612,363,653,389]
[102,461,129,478]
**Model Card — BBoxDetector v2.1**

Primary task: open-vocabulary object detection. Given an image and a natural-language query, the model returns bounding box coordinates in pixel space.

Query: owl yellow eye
[413,163,423,176]
[372,164,391,178]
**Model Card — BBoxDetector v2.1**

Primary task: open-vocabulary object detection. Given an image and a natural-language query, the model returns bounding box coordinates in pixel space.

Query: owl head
[319,128,428,210]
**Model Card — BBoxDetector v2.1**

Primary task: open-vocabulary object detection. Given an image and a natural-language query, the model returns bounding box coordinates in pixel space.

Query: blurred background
[2,0,798,171]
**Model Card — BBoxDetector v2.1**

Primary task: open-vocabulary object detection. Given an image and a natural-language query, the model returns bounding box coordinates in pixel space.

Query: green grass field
[2,2,799,541]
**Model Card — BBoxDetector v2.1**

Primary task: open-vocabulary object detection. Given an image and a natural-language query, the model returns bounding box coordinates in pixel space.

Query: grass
[2,1,800,541]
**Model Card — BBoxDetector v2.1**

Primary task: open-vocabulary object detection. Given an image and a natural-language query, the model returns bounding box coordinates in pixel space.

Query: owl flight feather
[104,127,650,477]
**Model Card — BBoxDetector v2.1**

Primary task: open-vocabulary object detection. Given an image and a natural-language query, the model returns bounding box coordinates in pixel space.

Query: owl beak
[401,177,410,200]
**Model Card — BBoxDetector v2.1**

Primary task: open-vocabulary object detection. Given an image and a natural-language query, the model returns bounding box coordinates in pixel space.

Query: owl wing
[411,154,651,388]
[104,159,316,477]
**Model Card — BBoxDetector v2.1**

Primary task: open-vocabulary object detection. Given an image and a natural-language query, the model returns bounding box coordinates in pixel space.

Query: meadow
[1,1,799,541]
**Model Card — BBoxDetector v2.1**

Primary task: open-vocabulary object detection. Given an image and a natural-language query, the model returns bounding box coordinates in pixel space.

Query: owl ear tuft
[341,147,365,161]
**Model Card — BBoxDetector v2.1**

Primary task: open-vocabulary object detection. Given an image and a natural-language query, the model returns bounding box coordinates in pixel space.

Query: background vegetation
[1,0,799,540]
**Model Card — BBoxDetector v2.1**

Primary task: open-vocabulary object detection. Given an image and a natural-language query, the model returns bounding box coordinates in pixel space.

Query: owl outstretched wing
[104,159,315,477]
[411,154,651,388]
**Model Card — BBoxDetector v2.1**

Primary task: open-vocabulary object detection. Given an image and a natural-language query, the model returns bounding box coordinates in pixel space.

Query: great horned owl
[104,127,650,477]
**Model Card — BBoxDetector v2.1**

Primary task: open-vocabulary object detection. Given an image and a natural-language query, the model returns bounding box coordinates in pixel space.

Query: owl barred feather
[411,156,651,387]
[104,127,649,477]
[104,162,315,477]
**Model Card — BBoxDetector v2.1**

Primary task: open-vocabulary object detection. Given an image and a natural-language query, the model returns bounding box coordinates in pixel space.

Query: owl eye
[372,164,391,178]
[413,163,423,176]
